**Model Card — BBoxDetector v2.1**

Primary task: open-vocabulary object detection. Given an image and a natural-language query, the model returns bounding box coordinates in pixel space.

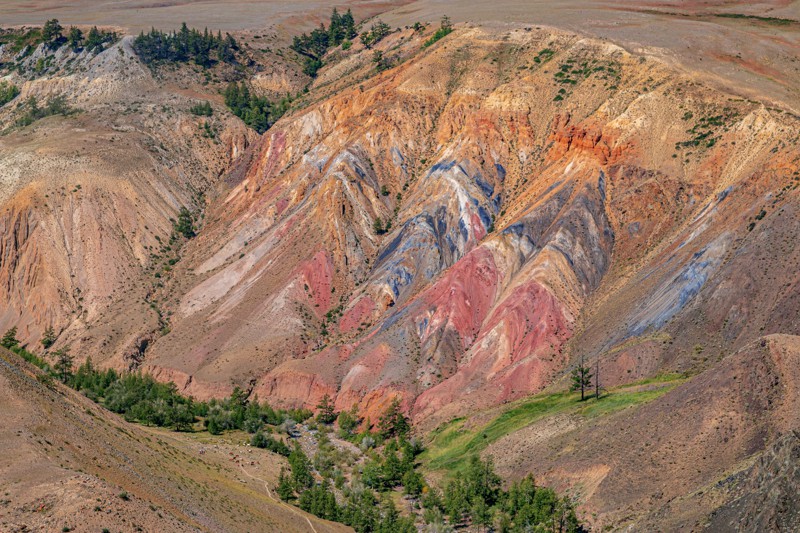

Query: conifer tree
[316,393,337,424]
[53,346,74,383]
[67,27,83,51]
[41,326,56,349]
[570,354,593,401]
[277,467,294,500]
[42,19,64,46]
[1,327,19,349]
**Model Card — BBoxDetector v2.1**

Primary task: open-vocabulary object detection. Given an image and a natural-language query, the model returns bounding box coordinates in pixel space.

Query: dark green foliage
[171,403,196,431]
[3,342,330,449]
[1,327,19,349]
[570,364,593,401]
[299,480,339,520]
[7,343,49,371]
[291,25,329,61]
[533,47,555,64]
[444,457,501,524]
[431,457,582,532]
[16,95,75,127]
[500,474,582,532]
[223,82,290,134]
[133,24,238,68]
[373,217,391,235]
[289,407,314,423]
[375,496,416,533]
[290,473,416,533]
[52,347,74,383]
[423,15,453,48]
[290,8,356,77]
[359,20,391,49]
[377,397,409,439]
[361,436,421,491]
[41,326,56,349]
[200,120,216,138]
[277,467,295,500]
[301,57,323,77]
[402,469,425,496]
[42,19,64,47]
[250,431,291,456]
[337,404,360,438]
[83,27,117,53]
[173,207,196,239]
[69,359,307,435]
[0,81,20,107]
[288,443,314,490]
[373,50,394,72]
[275,401,582,532]
[67,27,83,51]
[713,13,796,25]
[0,28,45,55]
[327,8,357,46]
[38,20,114,53]
[189,101,213,116]
[315,393,337,424]
[77,366,197,427]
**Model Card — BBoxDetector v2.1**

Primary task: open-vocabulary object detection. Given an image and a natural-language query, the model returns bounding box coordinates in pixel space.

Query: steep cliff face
[132,25,800,427]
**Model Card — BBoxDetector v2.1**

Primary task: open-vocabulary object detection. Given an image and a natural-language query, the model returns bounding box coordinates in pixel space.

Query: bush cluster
[133,23,238,68]
[291,8,357,76]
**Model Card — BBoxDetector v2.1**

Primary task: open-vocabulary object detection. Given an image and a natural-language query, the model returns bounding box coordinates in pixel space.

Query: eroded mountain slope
[2,6,800,532]
[137,25,800,428]
[0,347,349,533]
[0,36,257,367]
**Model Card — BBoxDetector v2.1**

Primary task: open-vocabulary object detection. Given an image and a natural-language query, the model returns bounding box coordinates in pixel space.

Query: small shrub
[0,81,20,107]
[423,16,453,48]
[189,101,213,116]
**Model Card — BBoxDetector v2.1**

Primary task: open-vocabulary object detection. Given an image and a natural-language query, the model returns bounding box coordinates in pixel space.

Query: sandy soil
[0,0,410,33]
[379,0,800,112]
[2,1,797,123]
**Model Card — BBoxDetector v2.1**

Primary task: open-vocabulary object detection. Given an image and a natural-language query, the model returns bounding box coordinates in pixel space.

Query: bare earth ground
[0,0,410,34]
[0,347,350,533]
[1,1,800,531]
[1,1,798,112]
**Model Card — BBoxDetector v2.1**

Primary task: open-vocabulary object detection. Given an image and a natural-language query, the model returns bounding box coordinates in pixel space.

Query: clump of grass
[422,377,684,475]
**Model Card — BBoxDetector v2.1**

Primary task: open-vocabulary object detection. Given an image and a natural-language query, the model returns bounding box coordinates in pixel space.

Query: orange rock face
[2,25,800,435]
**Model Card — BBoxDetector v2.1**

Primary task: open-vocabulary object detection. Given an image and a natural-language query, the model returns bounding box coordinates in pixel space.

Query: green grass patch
[422,378,684,476]
[577,387,671,418]
[0,28,44,55]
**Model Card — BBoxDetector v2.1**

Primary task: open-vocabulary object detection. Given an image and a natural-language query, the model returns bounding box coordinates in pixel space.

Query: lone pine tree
[570,355,593,401]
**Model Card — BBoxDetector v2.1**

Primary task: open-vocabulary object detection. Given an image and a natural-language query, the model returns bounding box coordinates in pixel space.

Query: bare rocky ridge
[707,429,800,531]
[1,1,800,530]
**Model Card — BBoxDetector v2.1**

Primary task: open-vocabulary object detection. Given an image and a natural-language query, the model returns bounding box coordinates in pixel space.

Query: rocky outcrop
[708,430,800,532]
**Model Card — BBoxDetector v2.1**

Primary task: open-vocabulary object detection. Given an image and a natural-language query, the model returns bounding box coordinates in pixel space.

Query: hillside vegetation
[1,2,800,530]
